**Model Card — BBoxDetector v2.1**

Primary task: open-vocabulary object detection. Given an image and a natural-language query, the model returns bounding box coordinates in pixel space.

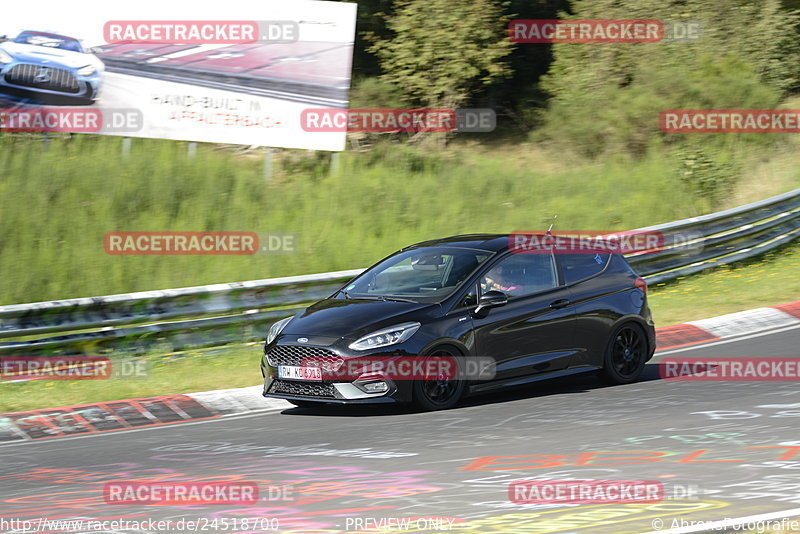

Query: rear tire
[412,347,466,411]
[602,323,648,384]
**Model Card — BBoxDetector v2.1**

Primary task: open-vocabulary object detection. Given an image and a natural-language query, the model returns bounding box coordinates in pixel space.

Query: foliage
[0,135,703,304]
[368,0,514,108]
[538,0,800,157]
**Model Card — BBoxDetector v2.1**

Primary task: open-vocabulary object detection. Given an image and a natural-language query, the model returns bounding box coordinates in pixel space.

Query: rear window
[560,253,610,284]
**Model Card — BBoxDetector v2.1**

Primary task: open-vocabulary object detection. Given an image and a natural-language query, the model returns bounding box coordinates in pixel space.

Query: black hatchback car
[261,234,656,411]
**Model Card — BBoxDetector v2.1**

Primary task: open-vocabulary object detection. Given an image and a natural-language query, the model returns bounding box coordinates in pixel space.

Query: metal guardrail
[1,188,798,356]
[0,269,363,339]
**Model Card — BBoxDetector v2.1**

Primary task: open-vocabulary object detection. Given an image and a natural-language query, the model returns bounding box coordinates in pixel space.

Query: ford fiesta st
[262,234,656,411]
[0,31,104,103]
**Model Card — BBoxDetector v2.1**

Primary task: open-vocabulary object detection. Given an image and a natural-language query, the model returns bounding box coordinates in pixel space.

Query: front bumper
[0,63,101,99]
[261,341,416,404]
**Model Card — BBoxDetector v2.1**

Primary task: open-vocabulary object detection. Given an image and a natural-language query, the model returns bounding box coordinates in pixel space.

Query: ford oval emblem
[297,337,309,343]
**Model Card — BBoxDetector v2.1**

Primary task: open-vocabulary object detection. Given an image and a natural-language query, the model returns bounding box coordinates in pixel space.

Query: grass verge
[4,134,789,305]
[0,346,260,413]
[648,240,800,326]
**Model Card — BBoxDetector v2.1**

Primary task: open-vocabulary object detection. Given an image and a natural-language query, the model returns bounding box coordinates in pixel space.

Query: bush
[537,0,799,158]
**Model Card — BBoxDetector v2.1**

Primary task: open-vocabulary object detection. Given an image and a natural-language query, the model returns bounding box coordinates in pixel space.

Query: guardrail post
[264,147,274,182]
[330,152,341,176]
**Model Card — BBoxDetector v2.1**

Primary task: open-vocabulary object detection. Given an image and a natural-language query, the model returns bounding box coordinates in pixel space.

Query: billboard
[0,0,356,150]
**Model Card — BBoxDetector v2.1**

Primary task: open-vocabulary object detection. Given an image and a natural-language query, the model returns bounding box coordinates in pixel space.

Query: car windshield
[14,32,83,52]
[340,246,493,302]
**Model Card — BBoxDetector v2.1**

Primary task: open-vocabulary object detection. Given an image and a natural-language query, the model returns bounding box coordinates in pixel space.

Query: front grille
[6,64,80,93]
[266,345,343,371]
[269,380,336,398]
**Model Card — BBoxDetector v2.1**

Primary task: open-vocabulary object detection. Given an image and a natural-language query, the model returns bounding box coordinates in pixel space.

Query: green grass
[1,133,797,305]
[648,240,800,326]
[2,241,797,413]
[0,346,260,413]
[0,135,708,304]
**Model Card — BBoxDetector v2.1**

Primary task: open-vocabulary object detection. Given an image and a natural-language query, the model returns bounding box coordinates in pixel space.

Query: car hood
[1,42,102,69]
[282,298,439,340]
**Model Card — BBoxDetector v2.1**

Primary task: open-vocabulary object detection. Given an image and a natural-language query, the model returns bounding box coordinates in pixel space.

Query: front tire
[412,347,466,411]
[602,323,648,384]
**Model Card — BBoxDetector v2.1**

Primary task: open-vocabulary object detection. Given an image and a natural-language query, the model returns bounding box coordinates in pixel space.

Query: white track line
[640,506,800,534]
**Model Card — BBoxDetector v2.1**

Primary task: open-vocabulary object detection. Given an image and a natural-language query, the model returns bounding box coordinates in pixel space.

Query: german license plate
[278,365,322,381]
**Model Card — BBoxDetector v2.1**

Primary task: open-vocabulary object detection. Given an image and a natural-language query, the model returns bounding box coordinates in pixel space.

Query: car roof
[403,234,510,252]
[403,233,629,259]
[18,30,77,41]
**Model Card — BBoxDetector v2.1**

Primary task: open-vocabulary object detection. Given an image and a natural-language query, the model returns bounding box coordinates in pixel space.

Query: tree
[537,0,800,157]
[368,0,514,109]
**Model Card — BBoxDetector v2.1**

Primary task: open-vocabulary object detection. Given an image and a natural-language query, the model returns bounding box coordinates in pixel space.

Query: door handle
[549,298,571,309]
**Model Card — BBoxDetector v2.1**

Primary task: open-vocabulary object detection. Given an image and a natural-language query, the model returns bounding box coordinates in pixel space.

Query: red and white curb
[656,299,800,350]
[0,387,290,443]
[1,300,797,442]
[186,385,290,415]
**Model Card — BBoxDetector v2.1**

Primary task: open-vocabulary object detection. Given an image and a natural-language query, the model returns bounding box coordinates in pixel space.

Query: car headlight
[77,65,96,76]
[0,50,13,64]
[348,322,421,351]
[266,317,293,345]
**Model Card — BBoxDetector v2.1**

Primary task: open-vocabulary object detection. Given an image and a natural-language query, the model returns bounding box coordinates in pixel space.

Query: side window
[480,253,557,298]
[560,253,610,284]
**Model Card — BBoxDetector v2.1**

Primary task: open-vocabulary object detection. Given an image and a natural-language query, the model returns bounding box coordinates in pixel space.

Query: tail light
[634,277,647,294]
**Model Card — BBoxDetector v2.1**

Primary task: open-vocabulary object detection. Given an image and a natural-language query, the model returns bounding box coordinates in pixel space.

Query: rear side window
[560,253,610,284]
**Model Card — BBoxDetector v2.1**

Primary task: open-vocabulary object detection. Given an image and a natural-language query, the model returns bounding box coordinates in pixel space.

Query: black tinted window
[561,253,610,284]
[343,247,491,301]
[480,253,557,298]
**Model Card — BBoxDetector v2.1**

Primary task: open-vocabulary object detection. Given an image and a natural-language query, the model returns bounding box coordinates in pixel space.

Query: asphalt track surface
[2,325,800,534]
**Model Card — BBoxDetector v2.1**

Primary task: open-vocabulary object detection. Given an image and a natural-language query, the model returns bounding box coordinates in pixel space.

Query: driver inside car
[481,263,520,295]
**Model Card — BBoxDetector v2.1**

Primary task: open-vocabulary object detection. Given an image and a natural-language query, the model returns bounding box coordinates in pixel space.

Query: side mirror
[473,290,507,316]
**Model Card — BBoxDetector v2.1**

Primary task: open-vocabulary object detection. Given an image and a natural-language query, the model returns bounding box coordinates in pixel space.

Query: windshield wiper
[375,296,418,303]
[339,289,352,299]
